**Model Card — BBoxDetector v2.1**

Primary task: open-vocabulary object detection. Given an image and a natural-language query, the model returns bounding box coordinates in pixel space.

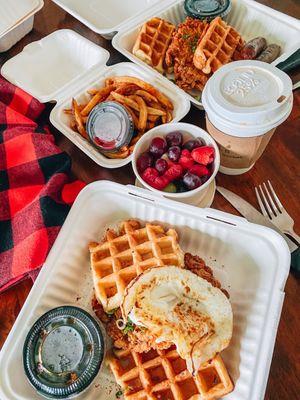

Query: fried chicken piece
[165,17,210,91]
[184,253,229,298]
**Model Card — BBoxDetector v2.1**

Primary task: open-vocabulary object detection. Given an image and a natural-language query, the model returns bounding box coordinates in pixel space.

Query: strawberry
[164,164,183,181]
[179,149,194,170]
[191,146,214,165]
[142,167,169,190]
[188,164,209,177]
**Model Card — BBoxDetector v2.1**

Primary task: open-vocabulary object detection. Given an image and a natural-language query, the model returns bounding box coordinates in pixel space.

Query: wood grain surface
[0,1,299,399]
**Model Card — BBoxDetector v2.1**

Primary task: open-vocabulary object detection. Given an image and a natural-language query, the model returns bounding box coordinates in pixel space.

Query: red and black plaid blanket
[0,76,85,292]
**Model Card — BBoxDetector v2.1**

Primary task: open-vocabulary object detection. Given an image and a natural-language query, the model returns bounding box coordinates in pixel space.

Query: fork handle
[285,230,300,245]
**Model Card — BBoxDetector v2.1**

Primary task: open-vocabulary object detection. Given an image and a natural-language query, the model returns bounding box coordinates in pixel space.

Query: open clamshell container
[112,0,300,109]
[0,181,290,400]
[1,29,190,168]
[0,0,44,52]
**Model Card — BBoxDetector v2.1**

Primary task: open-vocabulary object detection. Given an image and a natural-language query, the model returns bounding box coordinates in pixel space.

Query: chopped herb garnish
[190,35,199,53]
[123,317,134,334]
[182,33,190,40]
[106,308,118,315]
[116,389,123,398]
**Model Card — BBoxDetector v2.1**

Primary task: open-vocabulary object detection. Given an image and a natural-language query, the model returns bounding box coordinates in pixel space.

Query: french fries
[66,76,173,159]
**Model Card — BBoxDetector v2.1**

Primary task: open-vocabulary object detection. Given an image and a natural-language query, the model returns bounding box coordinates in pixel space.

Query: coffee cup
[202,60,293,175]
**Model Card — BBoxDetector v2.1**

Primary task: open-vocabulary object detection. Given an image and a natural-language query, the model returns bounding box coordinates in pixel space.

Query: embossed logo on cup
[224,70,261,98]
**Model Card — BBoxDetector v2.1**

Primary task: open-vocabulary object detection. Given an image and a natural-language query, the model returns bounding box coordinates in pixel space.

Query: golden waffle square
[89,220,184,311]
[193,17,244,74]
[133,17,175,73]
[109,346,233,400]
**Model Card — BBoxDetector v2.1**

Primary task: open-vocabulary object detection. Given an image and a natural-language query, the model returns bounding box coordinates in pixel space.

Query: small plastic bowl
[132,122,220,205]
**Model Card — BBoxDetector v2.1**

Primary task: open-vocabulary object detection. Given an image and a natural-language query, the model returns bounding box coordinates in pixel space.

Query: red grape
[137,152,153,173]
[168,146,181,162]
[149,137,167,158]
[183,138,204,151]
[183,172,202,190]
[155,158,168,175]
[166,131,183,147]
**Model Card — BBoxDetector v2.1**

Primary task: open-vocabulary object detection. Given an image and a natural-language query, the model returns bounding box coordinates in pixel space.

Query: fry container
[0,0,44,52]
[132,122,220,206]
[1,29,190,168]
[0,181,290,400]
[202,60,293,175]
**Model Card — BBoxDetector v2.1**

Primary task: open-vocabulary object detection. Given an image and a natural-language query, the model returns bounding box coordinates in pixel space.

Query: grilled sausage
[241,37,267,60]
[256,44,281,63]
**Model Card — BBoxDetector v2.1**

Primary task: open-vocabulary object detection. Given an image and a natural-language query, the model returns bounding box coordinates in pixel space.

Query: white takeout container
[1,29,190,169]
[51,0,174,39]
[0,181,290,399]
[132,122,220,206]
[0,0,44,52]
[112,0,300,109]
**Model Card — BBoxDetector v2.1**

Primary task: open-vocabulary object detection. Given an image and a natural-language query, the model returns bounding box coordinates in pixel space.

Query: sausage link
[241,37,267,60]
[256,44,281,63]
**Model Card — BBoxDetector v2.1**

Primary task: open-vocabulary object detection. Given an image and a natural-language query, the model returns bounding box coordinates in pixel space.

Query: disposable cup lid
[202,60,293,137]
[184,0,231,20]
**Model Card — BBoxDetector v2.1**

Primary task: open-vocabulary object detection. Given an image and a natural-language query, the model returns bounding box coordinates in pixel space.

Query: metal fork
[255,180,300,244]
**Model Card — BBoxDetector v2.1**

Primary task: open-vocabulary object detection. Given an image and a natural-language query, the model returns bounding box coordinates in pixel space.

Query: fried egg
[121,266,233,373]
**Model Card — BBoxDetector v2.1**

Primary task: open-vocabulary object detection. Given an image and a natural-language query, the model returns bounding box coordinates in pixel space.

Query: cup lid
[23,306,105,399]
[202,60,293,137]
[184,0,231,20]
[87,101,134,152]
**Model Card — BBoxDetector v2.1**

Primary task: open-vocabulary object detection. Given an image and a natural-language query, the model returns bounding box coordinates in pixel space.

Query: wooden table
[0,1,299,398]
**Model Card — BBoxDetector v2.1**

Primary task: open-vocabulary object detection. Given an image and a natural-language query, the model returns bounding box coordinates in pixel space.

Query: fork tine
[255,186,269,217]
[263,182,278,216]
[267,180,283,211]
[258,184,276,218]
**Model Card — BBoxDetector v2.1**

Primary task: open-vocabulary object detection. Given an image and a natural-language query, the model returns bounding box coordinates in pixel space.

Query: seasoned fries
[65,76,173,159]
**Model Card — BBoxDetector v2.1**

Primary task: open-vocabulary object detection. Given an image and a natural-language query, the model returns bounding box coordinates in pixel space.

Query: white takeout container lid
[0,181,290,400]
[51,0,176,39]
[0,0,43,38]
[112,0,300,109]
[202,60,293,137]
[1,29,190,168]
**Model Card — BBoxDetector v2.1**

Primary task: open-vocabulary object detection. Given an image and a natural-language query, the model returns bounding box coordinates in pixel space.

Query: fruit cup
[132,123,220,206]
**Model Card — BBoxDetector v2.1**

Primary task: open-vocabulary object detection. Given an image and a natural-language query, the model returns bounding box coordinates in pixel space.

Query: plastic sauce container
[202,60,293,175]
[23,306,105,399]
[87,101,134,153]
[184,0,232,20]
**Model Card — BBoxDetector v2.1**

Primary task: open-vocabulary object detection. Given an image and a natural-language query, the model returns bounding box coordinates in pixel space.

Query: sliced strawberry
[188,164,209,177]
[179,149,194,170]
[164,164,183,181]
[191,146,215,165]
[142,167,169,190]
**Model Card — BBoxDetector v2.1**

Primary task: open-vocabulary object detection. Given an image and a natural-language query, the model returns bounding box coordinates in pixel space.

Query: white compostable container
[132,122,220,206]
[112,0,300,109]
[0,181,290,399]
[1,29,190,169]
[0,0,44,52]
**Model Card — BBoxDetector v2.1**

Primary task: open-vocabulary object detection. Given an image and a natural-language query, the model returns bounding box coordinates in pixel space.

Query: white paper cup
[202,60,293,175]
[132,122,220,206]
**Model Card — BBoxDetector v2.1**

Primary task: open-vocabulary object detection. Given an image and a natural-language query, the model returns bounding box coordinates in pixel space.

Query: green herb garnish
[116,389,123,398]
[182,33,190,40]
[123,317,134,334]
[106,308,118,315]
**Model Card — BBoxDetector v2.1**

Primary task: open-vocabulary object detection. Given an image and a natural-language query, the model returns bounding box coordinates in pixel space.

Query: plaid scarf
[0,76,85,292]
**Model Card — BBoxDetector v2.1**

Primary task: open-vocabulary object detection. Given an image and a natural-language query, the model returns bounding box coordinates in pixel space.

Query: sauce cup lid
[202,60,293,137]
[184,0,232,20]
[87,101,134,152]
[23,306,105,399]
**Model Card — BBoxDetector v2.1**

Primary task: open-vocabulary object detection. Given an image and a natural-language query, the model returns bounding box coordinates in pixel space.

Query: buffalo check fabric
[0,76,85,292]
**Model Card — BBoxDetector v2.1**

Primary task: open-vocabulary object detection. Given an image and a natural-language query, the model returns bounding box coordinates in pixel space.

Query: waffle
[133,17,175,73]
[109,346,233,400]
[89,220,184,311]
[193,17,244,74]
